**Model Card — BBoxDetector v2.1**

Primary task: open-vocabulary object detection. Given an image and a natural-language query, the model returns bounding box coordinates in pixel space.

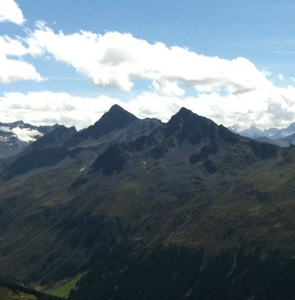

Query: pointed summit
[63,105,138,147]
[166,107,214,141]
[168,107,212,124]
[90,105,138,138]
[175,107,195,118]
[93,105,138,135]
[108,104,131,114]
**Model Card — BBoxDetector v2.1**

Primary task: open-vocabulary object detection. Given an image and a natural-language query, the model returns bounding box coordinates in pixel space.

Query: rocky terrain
[1,105,295,299]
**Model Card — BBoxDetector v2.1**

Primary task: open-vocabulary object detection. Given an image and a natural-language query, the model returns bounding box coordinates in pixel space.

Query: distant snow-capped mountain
[240,125,263,138]
[229,122,295,146]
[0,121,58,159]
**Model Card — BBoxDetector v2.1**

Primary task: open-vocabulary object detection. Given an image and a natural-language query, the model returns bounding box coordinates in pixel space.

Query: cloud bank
[0,92,123,129]
[28,24,271,96]
[20,24,295,129]
[2,84,295,131]
[1,8,295,130]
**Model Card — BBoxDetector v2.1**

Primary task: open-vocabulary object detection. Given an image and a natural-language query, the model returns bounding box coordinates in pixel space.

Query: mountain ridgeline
[0,121,59,160]
[1,105,295,299]
[230,122,295,146]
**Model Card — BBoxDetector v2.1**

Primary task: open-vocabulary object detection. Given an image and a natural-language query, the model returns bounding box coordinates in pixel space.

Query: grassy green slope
[166,146,295,252]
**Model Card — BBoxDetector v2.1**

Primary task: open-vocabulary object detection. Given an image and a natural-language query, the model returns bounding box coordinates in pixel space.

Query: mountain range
[230,122,295,146]
[0,121,59,160]
[1,105,295,299]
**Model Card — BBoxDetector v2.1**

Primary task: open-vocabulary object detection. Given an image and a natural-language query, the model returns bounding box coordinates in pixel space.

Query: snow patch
[0,126,10,132]
[0,123,45,144]
[11,127,42,143]
[0,136,8,141]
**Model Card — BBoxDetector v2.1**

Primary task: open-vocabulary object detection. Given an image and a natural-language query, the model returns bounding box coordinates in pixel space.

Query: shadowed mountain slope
[0,122,59,160]
[63,104,138,148]
[24,125,77,153]
[68,107,279,249]
[1,106,294,300]
[0,107,161,181]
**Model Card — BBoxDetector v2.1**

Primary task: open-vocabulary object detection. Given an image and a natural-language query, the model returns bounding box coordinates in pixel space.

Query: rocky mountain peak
[165,107,216,143]
[62,105,138,147]
[10,120,25,128]
[93,104,138,132]
[86,104,138,138]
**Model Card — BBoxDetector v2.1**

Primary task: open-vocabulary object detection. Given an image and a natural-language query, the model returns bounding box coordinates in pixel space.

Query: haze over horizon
[1,0,295,130]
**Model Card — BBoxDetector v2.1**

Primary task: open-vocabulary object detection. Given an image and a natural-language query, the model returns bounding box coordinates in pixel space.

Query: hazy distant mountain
[240,124,263,138]
[0,121,58,159]
[230,121,295,146]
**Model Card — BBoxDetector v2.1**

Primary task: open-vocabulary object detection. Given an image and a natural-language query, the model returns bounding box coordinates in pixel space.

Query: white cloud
[1,23,295,130]
[152,80,185,97]
[0,0,25,25]
[27,25,271,95]
[2,84,295,132]
[0,35,42,83]
[128,92,183,121]
[0,92,126,129]
[0,36,28,56]
[125,83,295,130]
[278,73,284,81]
[0,56,42,83]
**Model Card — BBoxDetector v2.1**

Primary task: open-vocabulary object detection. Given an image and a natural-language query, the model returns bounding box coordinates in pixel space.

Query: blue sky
[1,0,295,129]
